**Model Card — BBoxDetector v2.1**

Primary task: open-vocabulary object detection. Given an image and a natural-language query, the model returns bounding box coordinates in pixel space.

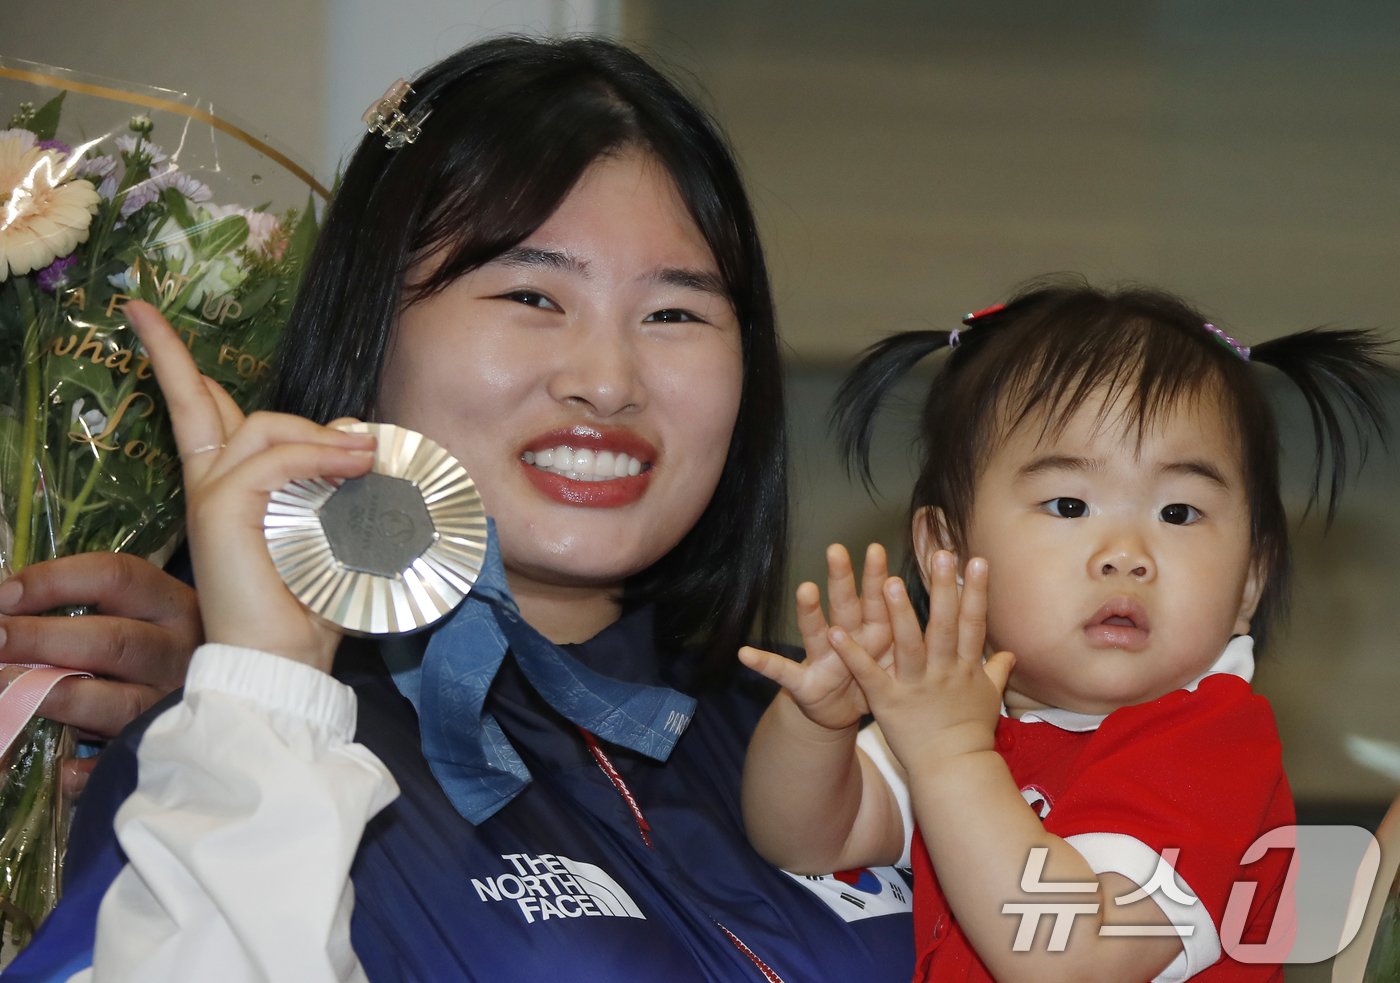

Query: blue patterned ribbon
[383,520,696,824]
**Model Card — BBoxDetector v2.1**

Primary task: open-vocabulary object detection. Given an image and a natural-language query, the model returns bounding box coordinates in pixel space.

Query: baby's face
[951,387,1261,717]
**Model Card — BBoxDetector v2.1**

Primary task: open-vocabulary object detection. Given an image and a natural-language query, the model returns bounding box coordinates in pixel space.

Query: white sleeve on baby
[856,723,913,868]
[1065,831,1221,982]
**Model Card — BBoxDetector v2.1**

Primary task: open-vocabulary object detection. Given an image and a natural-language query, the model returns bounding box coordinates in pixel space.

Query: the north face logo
[471,853,646,924]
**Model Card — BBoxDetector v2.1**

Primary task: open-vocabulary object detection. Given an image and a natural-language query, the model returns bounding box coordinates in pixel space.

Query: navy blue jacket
[9,608,913,981]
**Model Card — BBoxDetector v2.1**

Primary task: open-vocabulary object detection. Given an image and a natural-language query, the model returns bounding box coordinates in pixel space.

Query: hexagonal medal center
[320,472,435,577]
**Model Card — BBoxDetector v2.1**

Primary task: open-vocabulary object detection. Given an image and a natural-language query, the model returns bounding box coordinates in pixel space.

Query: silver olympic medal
[263,422,486,635]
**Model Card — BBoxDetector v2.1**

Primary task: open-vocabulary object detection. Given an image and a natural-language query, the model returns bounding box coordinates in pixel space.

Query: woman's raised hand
[738,543,895,732]
[124,301,377,673]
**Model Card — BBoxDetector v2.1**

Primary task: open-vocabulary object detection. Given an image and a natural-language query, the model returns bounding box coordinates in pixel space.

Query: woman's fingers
[123,301,230,476]
[0,552,197,630]
[36,677,159,739]
[0,554,200,735]
[0,610,190,685]
[196,413,376,488]
[202,374,245,436]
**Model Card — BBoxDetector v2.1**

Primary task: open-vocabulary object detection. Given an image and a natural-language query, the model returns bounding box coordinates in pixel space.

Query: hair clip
[1203,322,1251,361]
[363,79,431,149]
[962,303,1005,325]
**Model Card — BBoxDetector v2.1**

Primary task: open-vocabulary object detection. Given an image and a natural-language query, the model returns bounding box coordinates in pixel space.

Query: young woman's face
[376,150,743,637]
[934,387,1262,716]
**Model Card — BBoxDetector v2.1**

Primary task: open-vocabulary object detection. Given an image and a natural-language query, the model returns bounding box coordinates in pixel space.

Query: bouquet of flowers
[0,59,324,958]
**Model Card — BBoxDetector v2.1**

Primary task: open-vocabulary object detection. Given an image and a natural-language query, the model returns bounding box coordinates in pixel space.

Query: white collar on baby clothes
[1005,635,1256,734]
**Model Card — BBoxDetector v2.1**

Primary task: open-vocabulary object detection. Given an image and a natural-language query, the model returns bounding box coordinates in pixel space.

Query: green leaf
[44,350,120,406]
[26,93,66,142]
[283,194,321,279]
[193,215,250,259]
[0,414,26,500]
[159,188,194,231]
[230,276,278,320]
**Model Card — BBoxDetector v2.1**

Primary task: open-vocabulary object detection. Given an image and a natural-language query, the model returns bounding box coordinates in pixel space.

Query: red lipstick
[519,425,655,509]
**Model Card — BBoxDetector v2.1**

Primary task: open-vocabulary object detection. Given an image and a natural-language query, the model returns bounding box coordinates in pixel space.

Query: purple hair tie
[1203,322,1251,361]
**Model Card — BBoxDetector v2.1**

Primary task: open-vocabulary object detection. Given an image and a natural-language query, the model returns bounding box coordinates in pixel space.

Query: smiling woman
[6,35,917,982]
[376,150,744,643]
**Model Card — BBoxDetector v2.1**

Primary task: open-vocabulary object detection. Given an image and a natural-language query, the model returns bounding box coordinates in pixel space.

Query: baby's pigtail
[832,330,954,492]
[1249,328,1395,522]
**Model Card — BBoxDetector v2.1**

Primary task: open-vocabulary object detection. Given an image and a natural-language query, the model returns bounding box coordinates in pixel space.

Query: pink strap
[0,666,92,760]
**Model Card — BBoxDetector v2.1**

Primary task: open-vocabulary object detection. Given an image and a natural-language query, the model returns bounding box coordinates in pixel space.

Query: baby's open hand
[738,543,894,732]
[827,551,1015,773]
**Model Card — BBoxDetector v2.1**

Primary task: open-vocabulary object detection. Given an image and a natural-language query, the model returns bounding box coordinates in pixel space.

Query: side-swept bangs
[273,36,786,687]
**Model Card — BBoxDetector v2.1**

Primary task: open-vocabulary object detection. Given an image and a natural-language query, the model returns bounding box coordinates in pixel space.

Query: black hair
[271,35,787,687]
[835,276,1393,649]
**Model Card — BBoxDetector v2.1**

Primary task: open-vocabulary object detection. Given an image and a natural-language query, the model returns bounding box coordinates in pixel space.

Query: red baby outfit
[910,664,1295,982]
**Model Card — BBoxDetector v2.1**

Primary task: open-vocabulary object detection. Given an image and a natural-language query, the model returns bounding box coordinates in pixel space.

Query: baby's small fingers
[859,543,891,630]
[738,645,805,691]
[880,578,928,681]
[793,581,832,656]
[925,550,960,657]
[956,557,990,663]
[825,544,862,632]
[983,650,1017,695]
[826,626,885,692]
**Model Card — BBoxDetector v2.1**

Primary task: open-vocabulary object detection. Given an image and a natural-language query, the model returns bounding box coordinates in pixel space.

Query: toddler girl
[741,280,1392,981]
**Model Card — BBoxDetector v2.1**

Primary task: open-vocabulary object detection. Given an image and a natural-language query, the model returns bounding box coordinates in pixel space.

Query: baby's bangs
[985,312,1241,453]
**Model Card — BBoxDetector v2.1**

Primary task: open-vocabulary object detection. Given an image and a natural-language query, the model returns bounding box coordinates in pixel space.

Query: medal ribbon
[385,520,695,824]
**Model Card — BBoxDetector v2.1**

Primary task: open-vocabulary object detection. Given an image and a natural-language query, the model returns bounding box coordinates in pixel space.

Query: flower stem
[11,281,43,573]
[57,444,108,545]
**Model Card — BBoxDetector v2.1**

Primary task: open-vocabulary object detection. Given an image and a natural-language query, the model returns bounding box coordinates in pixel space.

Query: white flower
[137,204,254,307]
[0,131,101,281]
[69,398,108,436]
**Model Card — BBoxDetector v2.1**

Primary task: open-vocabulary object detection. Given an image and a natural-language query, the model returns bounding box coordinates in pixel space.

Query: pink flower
[205,203,285,260]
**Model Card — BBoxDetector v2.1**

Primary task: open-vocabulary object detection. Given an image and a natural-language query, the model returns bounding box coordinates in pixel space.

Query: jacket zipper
[578,729,787,983]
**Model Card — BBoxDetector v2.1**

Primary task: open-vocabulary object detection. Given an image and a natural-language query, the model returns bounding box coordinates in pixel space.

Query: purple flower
[118,167,212,219]
[35,254,79,293]
[36,139,71,156]
[77,155,120,200]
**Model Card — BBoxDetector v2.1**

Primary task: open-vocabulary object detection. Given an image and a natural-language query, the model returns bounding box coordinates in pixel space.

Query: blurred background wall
[9,0,1398,898]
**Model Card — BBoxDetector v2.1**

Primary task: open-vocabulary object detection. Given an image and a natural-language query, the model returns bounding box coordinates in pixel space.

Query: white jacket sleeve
[70,644,399,983]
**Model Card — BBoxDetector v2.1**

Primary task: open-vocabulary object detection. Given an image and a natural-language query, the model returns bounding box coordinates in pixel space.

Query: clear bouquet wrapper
[0,58,324,959]
[1364,861,1398,981]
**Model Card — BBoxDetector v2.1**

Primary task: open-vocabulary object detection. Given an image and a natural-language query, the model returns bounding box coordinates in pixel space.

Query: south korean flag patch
[785,866,913,922]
